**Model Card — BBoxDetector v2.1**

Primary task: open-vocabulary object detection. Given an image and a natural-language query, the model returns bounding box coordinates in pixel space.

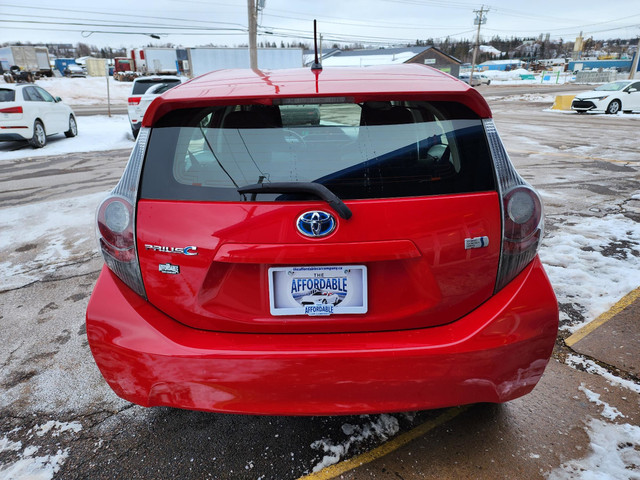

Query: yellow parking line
[565,286,640,347]
[297,406,469,480]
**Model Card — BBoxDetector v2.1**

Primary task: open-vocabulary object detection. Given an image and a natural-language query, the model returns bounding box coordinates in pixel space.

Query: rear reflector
[0,106,23,114]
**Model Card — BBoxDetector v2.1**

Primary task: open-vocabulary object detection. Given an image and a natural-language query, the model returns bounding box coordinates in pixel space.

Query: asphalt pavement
[310,293,640,480]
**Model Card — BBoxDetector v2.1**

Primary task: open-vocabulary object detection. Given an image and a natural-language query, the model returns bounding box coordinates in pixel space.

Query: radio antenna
[311,19,322,71]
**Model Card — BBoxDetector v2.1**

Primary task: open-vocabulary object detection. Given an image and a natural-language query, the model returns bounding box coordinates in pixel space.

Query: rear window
[0,89,16,102]
[132,79,180,95]
[140,100,495,201]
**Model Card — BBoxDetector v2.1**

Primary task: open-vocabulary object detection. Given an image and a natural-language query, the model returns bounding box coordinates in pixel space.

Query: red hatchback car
[86,64,558,415]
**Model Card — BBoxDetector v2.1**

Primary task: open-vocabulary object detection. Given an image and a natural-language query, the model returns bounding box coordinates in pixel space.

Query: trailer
[54,58,77,76]
[0,46,53,81]
[133,48,179,74]
[186,48,303,78]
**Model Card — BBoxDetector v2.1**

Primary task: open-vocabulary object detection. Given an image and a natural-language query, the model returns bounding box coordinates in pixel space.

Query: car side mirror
[55,96,62,102]
[628,88,637,93]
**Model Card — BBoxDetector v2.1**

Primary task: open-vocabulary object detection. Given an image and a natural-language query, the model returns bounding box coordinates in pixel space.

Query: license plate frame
[268,265,368,316]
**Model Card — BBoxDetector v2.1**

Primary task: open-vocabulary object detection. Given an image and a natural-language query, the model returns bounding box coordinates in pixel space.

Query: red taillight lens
[0,106,23,114]
[97,197,135,262]
[128,97,141,106]
[503,186,542,242]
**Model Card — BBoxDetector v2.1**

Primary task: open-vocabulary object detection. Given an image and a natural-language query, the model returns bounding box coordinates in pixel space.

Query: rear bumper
[0,125,30,141]
[86,257,558,415]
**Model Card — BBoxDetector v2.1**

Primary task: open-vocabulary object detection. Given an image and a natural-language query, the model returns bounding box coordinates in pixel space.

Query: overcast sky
[1,0,639,50]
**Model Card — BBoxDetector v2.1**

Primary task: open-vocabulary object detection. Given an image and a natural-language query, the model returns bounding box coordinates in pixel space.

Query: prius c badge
[297,211,336,238]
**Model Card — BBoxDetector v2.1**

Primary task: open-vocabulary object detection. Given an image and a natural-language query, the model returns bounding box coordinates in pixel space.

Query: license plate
[268,265,367,316]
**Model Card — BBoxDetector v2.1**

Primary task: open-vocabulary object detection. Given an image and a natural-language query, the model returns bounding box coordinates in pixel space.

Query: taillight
[484,119,544,292]
[0,106,23,114]
[128,97,141,106]
[97,197,135,261]
[95,128,149,298]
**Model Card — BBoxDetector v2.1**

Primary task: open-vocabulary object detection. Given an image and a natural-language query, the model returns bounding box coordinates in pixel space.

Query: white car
[477,74,491,85]
[571,80,640,114]
[0,84,77,148]
[458,73,480,87]
[300,290,342,306]
[127,76,182,138]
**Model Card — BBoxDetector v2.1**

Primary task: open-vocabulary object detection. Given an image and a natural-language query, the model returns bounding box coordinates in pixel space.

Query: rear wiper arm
[237,182,352,220]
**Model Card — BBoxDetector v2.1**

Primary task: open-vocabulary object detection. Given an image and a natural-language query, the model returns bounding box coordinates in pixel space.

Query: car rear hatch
[135,99,500,334]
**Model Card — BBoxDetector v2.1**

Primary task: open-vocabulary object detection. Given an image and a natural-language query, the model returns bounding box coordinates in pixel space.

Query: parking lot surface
[1,86,639,479]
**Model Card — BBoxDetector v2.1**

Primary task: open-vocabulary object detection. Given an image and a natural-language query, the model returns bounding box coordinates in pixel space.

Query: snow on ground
[0,191,107,290]
[539,214,640,332]
[477,68,575,85]
[578,385,625,421]
[566,355,640,395]
[546,384,640,480]
[310,414,400,472]
[548,419,640,480]
[34,76,130,105]
[0,114,133,160]
[0,422,82,480]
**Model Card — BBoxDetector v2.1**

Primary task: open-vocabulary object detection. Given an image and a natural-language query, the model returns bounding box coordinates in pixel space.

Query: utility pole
[469,6,488,86]
[248,0,258,69]
[630,37,640,80]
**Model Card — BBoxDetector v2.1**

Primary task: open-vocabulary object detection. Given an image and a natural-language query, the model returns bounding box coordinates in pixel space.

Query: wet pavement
[328,294,640,479]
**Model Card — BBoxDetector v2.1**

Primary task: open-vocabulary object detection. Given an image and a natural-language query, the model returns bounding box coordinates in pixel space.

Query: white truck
[0,46,53,82]
[133,48,179,75]
[186,48,303,78]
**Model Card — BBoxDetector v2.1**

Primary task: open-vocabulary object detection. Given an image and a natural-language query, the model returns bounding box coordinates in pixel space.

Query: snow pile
[35,76,130,105]
[310,414,400,472]
[323,52,416,67]
[539,214,640,332]
[0,114,133,161]
[478,45,503,57]
[491,93,556,103]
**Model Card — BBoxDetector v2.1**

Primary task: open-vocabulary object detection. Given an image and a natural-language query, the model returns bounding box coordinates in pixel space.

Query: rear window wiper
[237,182,352,220]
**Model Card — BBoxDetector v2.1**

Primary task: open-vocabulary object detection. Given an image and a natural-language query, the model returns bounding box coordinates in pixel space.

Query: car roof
[143,65,492,126]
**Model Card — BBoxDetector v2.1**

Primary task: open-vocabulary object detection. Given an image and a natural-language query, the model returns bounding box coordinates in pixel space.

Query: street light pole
[630,37,640,80]
[248,0,258,69]
[470,6,487,86]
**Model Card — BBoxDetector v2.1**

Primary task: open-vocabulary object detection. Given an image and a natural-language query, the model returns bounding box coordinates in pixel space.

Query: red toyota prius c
[86,63,558,415]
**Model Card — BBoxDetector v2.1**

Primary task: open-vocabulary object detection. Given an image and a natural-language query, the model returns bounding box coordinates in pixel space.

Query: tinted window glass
[36,87,55,102]
[0,89,15,102]
[23,86,44,102]
[140,101,495,202]
[132,79,180,95]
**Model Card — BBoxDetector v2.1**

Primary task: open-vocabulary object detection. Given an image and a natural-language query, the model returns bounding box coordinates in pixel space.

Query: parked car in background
[64,64,86,78]
[477,74,491,85]
[0,84,77,148]
[127,75,182,138]
[87,64,558,415]
[571,80,640,114]
[458,73,481,86]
